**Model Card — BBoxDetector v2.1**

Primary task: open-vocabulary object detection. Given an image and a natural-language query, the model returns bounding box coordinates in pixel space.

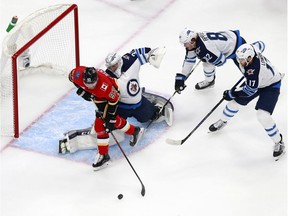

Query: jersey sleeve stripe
[135,48,148,65]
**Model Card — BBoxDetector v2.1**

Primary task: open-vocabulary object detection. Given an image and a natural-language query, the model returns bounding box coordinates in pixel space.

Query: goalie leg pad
[164,106,173,126]
[143,90,174,126]
[59,127,126,154]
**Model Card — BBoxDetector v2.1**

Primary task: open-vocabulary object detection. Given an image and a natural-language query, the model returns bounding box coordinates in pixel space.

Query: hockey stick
[94,104,145,196]
[146,91,176,129]
[146,60,201,129]
[166,76,245,145]
[109,130,146,196]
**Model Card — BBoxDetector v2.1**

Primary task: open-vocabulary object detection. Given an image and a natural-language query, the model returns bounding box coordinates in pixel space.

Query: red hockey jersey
[69,66,120,115]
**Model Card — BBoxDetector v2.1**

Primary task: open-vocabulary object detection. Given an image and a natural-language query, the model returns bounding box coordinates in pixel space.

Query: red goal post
[0,4,80,138]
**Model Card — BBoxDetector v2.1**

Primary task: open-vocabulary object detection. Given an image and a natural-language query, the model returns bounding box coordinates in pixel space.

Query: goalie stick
[146,60,201,129]
[166,76,245,145]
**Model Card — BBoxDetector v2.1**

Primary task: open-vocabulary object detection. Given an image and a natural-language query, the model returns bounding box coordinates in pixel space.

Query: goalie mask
[83,67,98,89]
[105,52,123,78]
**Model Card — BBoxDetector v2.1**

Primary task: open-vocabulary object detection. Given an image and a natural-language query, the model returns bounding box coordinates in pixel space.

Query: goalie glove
[76,87,94,101]
[148,46,167,69]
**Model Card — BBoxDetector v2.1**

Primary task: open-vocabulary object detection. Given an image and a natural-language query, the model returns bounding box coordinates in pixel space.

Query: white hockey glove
[148,46,167,69]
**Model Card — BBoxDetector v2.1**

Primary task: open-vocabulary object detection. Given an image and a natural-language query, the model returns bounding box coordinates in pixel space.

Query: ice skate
[130,127,144,146]
[273,134,286,161]
[209,119,227,132]
[92,153,110,171]
[195,76,215,90]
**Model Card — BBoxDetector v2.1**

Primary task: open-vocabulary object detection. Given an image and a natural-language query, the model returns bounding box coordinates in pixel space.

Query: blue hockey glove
[223,89,236,101]
[175,73,187,94]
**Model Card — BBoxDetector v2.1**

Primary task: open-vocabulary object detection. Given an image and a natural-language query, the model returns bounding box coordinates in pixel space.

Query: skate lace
[130,128,139,143]
[214,120,225,128]
[96,154,104,163]
[274,142,284,152]
[130,135,134,143]
[198,80,210,87]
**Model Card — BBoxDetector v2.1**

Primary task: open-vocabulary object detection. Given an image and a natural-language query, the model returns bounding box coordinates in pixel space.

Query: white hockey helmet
[236,43,255,62]
[105,52,123,78]
[179,27,197,45]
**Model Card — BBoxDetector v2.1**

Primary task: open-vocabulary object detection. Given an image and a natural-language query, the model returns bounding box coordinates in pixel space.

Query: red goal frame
[10,4,80,138]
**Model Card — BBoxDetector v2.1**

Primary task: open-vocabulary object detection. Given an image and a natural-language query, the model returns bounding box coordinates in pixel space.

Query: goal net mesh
[0,4,79,137]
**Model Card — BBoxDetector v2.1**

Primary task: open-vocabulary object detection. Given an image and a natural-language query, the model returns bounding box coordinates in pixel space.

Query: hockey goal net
[0,4,80,138]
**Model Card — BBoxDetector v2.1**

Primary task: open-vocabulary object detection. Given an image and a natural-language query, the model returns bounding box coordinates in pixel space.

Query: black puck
[118,194,123,200]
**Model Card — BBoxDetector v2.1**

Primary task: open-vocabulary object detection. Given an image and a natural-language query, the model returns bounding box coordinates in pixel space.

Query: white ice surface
[0,0,287,216]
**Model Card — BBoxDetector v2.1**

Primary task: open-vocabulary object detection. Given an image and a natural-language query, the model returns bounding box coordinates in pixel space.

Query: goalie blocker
[59,90,174,154]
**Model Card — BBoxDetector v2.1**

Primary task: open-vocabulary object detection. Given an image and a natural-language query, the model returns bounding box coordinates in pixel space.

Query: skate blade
[275,151,286,161]
[93,161,110,171]
[195,85,215,91]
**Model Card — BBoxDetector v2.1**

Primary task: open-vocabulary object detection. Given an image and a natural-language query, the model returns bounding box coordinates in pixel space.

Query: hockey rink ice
[0,0,287,216]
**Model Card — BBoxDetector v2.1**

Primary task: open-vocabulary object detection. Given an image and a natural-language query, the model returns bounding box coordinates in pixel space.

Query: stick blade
[165,138,183,145]
[141,185,146,196]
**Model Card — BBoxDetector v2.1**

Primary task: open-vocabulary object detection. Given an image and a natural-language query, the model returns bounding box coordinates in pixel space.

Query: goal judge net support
[0,4,80,138]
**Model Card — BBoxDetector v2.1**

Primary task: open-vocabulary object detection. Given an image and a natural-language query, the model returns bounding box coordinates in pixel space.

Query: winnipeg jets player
[59,47,173,155]
[104,47,173,125]
[209,43,285,160]
[175,28,265,91]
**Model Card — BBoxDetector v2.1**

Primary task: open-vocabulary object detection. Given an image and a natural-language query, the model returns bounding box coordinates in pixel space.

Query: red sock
[98,145,108,155]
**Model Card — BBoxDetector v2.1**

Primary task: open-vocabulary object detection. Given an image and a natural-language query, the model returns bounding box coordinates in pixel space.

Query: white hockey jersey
[106,47,151,109]
[181,30,243,77]
[235,50,282,97]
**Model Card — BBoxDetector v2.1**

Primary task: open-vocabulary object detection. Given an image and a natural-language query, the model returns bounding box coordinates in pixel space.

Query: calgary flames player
[69,66,144,170]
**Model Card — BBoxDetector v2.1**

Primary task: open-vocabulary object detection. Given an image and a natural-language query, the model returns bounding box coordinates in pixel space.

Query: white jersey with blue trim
[181,30,241,77]
[117,47,151,106]
[235,51,282,97]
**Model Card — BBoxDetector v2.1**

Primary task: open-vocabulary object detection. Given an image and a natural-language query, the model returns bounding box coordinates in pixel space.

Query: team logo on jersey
[246,69,255,75]
[123,54,130,60]
[127,79,140,96]
[75,71,81,79]
[195,47,201,55]
[100,82,108,91]
[109,88,117,99]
